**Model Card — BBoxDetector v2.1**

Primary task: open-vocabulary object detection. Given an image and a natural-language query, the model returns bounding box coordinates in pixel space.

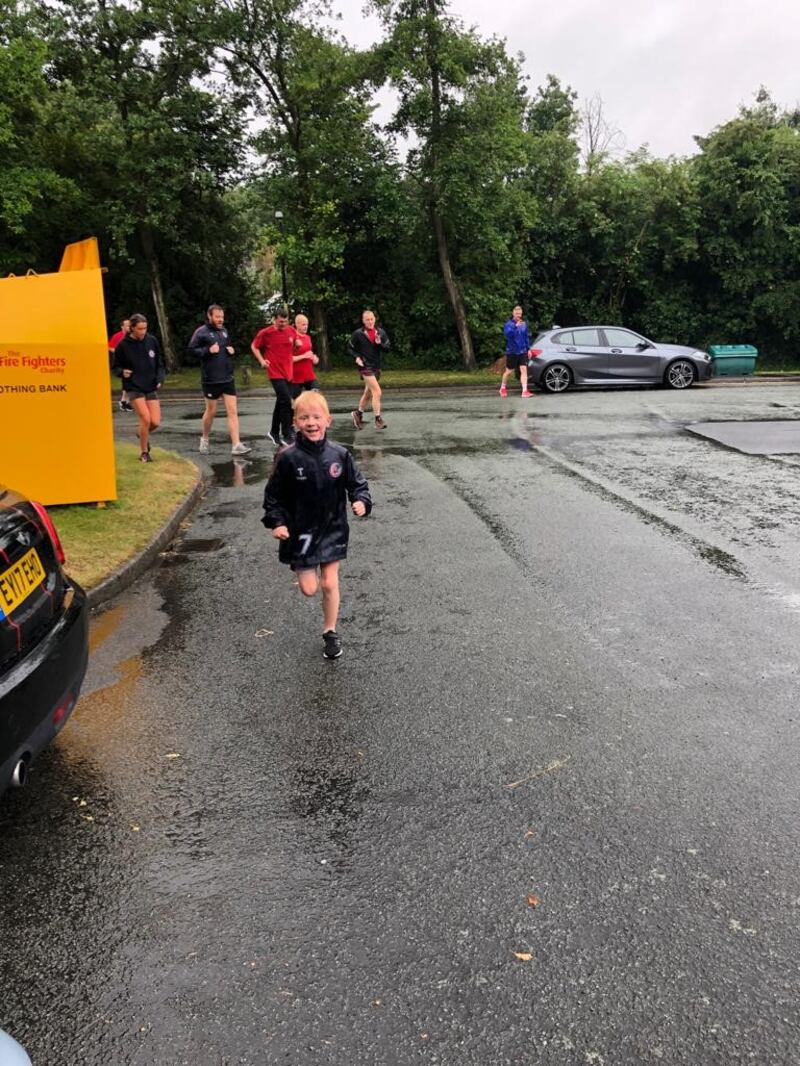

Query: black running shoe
[323,630,343,659]
[375,415,387,431]
[140,451,152,463]
[352,408,364,430]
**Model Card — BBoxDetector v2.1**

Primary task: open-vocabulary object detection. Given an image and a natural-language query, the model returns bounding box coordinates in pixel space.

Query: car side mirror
[636,341,650,350]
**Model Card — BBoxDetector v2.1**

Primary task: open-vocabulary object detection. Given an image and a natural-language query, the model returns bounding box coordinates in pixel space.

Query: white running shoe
[231,442,252,455]
[199,437,210,453]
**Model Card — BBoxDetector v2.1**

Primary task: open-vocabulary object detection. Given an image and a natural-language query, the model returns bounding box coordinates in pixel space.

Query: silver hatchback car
[527,325,713,393]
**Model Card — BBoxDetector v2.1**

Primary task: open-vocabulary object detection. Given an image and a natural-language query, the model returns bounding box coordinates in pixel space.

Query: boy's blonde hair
[293,390,330,418]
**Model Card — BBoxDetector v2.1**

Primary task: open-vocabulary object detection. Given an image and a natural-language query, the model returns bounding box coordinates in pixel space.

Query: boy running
[349,309,390,431]
[190,304,252,455]
[262,391,372,660]
[292,313,320,395]
[500,305,533,398]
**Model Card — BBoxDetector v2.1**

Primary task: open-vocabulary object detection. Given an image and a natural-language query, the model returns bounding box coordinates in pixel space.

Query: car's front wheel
[541,363,572,393]
[665,360,696,389]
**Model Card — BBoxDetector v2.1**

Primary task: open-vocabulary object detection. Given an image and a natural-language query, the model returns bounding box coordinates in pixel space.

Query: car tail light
[53,694,76,726]
[528,348,543,359]
[31,501,66,565]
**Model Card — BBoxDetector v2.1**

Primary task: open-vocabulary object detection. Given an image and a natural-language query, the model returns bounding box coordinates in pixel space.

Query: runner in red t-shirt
[250,309,297,444]
[292,314,319,396]
[108,317,132,411]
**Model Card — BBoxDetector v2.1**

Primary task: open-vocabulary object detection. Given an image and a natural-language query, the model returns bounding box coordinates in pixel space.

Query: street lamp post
[274,210,288,306]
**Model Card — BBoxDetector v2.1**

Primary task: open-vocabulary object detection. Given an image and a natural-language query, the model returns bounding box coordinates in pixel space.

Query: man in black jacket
[188,305,251,456]
[348,309,390,431]
[113,313,164,463]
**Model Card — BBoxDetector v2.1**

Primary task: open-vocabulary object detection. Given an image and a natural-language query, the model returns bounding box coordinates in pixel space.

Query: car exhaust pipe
[11,759,28,788]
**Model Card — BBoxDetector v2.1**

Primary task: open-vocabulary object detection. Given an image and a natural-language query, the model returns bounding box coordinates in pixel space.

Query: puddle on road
[88,603,128,653]
[209,502,249,519]
[158,553,191,567]
[172,538,225,554]
[211,457,274,487]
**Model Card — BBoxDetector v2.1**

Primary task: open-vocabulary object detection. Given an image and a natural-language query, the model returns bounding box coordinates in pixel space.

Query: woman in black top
[113,313,165,463]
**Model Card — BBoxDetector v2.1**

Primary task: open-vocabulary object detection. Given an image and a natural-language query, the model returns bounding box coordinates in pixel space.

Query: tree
[0,1,82,272]
[374,0,529,368]
[36,0,245,369]
[692,90,800,362]
[518,75,584,330]
[195,0,384,368]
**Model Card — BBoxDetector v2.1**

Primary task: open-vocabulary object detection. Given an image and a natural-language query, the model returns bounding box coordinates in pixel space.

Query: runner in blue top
[500,305,533,398]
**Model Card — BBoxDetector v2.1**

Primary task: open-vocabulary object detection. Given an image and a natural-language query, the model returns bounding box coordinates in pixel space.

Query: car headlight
[692,350,710,361]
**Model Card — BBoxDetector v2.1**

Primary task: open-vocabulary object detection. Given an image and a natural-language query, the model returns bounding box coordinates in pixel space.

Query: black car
[0,486,89,794]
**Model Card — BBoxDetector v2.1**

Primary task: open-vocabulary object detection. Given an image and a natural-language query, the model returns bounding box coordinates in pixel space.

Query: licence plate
[0,547,46,620]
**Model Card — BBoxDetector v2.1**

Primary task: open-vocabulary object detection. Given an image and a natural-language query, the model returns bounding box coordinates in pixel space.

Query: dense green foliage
[1,1,798,366]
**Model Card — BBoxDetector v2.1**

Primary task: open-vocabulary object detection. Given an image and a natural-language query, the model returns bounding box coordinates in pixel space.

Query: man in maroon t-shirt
[251,309,298,444]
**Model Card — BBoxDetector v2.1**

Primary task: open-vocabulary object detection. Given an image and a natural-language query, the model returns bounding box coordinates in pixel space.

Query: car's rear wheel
[541,363,572,393]
[665,360,696,389]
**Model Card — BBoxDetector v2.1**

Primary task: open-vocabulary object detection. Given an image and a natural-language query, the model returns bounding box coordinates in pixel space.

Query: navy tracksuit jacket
[262,435,372,569]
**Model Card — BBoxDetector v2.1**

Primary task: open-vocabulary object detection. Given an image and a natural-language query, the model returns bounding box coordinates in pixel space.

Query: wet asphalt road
[2,381,800,1065]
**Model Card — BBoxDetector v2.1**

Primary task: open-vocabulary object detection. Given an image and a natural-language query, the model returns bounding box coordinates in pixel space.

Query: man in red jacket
[251,308,297,444]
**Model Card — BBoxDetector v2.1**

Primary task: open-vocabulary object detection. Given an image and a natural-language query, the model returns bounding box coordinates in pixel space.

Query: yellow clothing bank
[0,238,116,505]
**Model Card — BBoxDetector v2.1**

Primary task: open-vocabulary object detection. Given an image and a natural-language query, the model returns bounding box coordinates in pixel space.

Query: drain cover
[173,538,224,554]
[687,420,800,455]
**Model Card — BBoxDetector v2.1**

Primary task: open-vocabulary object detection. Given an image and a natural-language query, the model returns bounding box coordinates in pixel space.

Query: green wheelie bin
[709,344,758,376]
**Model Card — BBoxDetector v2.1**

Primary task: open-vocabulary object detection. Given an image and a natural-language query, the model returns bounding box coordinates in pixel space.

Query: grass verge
[148,366,500,392]
[51,443,198,590]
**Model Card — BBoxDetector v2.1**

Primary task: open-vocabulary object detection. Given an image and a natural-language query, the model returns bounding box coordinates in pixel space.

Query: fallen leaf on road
[165,753,181,760]
[131,825,140,832]
[255,629,274,637]
[524,830,535,839]
[513,952,532,961]
[526,894,540,908]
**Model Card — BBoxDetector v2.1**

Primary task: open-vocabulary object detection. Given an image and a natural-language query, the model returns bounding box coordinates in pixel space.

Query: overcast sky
[334,0,800,158]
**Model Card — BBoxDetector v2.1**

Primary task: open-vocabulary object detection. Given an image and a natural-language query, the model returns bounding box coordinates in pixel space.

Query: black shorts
[127,389,159,402]
[292,380,319,397]
[359,367,381,381]
[203,381,237,400]
[505,354,527,371]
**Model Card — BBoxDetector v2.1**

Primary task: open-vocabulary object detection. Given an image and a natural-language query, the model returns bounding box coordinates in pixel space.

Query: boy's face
[294,403,332,442]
